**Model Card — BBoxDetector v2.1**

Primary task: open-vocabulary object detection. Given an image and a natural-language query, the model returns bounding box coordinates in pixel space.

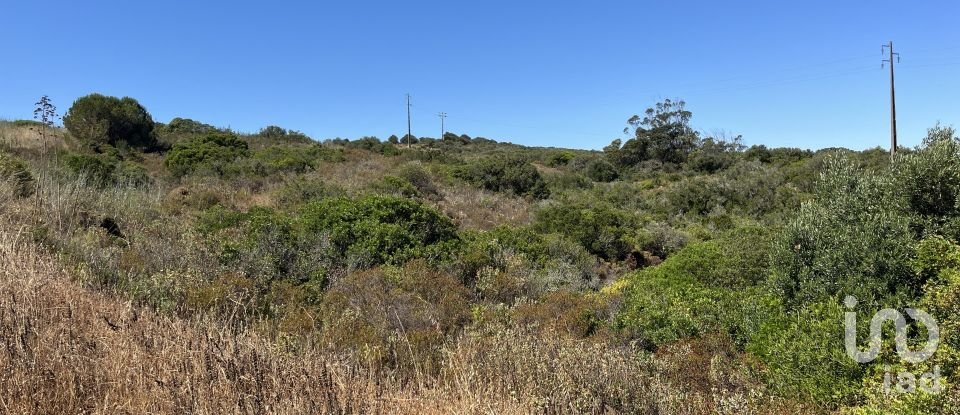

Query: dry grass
[311,150,401,192]
[434,185,533,231]
[0,121,68,154]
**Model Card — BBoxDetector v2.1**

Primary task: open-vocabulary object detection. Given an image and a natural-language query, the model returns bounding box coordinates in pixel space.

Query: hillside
[1,95,959,413]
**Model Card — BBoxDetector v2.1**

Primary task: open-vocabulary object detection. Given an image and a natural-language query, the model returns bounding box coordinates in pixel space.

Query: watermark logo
[843,295,942,395]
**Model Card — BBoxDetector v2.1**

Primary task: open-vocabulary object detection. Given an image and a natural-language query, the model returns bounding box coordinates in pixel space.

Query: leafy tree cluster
[609,99,700,168]
[63,93,156,150]
[256,125,312,144]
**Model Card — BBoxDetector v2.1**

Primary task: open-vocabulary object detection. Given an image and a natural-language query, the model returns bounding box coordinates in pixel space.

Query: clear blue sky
[2,0,958,150]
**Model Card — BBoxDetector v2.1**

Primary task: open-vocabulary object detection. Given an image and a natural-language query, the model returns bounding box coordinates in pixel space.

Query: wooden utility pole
[882,41,900,157]
[406,94,412,148]
[438,112,447,141]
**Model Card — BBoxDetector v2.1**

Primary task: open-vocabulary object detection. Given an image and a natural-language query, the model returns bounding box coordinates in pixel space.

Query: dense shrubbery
[617,226,776,347]
[895,132,960,239]
[584,158,618,182]
[64,153,117,184]
[253,125,313,147]
[245,144,343,175]
[454,155,550,199]
[769,155,915,309]
[533,201,634,260]
[344,136,399,156]
[165,133,250,177]
[300,196,459,268]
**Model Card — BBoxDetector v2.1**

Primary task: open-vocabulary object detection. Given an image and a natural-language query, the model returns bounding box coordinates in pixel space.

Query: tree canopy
[63,93,156,150]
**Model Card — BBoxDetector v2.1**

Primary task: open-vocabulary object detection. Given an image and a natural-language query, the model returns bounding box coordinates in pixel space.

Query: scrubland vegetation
[1,94,960,413]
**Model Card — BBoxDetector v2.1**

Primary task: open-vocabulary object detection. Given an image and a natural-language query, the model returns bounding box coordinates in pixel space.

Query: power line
[438,112,447,140]
[882,41,900,156]
[406,93,412,148]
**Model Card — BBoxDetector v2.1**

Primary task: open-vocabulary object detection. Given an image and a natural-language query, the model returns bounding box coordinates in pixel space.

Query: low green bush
[396,163,441,199]
[617,270,777,349]
[64,153,116,184]
[165,132,250,177]
[274,179,344,207]
[616,226,775,347]
[368,175,420,198]
[533,201,633,260]
[661,225,771,287]
[584,158,618,182]
[454,155,549,199]
[546,151,576,167]
[746,299,863,406]
[346,136,399,156]
[300,195,459,267]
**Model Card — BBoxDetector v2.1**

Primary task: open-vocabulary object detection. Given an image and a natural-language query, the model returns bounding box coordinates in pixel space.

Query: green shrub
[456,225,595,290]
[746,300,863,406]
[165,132,250,177]
[633,221,690,259]
[300,195,459,267]
[686,136,742,173]
[616,267,777,349]
[154,117,220,147]
[894,138,960,239]
[346,136,399,156]
[584,158,618,182]
[546,151,576,167]
[369,175,420,198]
[63,93,156,149]
[274,178,344,207]
[544,172,593,192]
[454,155,550,199]
[915,237,960,368]
[200,207,331,291]
[617,226,775,347]
[9,119,43,128]
[660,225,771,287]
[114,161,151,186]
[64,153,116,184]
[657,174,729,216]
[533,201,633,260]
[396,163,440,199]
[162,117,219,135]
[0,153,35,198]
[769,155,915,309]
[251,145,320,175]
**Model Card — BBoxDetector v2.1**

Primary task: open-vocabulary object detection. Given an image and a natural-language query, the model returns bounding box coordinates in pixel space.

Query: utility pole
[438,112,447,141]
[882,41,900,157]
[406,94,412,148]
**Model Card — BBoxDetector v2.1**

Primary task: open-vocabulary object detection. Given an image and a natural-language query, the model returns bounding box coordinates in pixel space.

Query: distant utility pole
[882,41,900,157]
[406,94,413,148]
[438,112,447,141]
